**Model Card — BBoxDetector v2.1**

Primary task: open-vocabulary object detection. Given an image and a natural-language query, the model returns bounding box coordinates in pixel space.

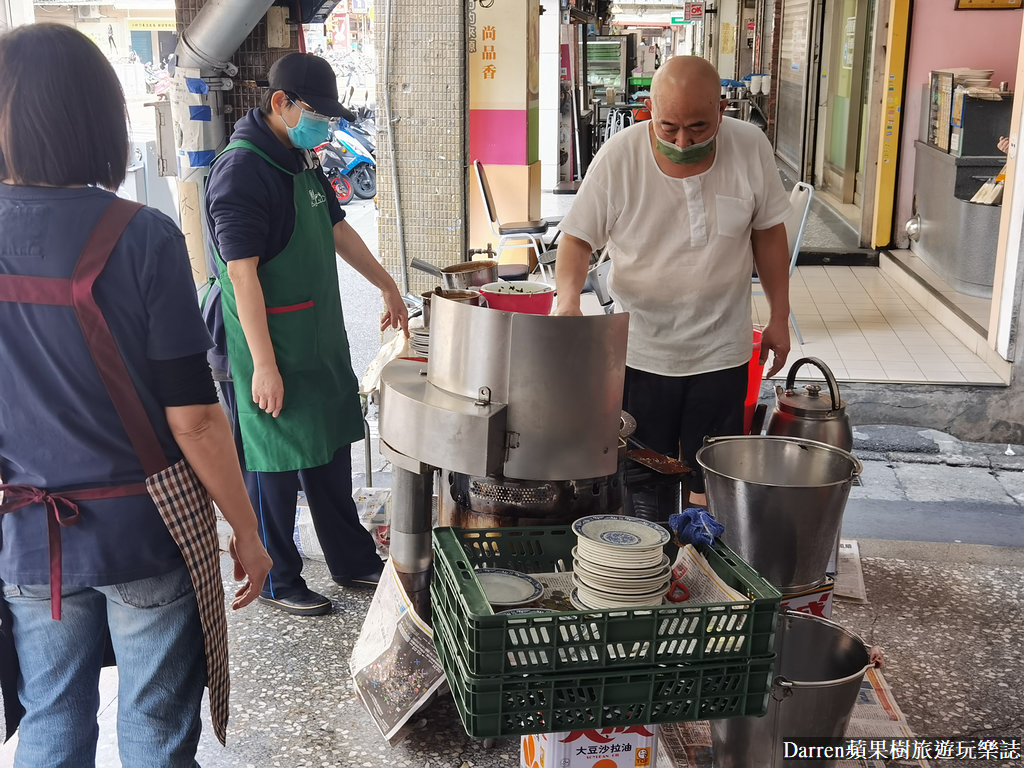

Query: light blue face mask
[656,131,717,165]
[285,100,332,150]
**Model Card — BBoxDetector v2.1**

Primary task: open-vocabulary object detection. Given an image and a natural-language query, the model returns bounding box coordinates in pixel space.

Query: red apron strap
[1,482,149,619]
[0,275,72,305]
[70,199,169,477]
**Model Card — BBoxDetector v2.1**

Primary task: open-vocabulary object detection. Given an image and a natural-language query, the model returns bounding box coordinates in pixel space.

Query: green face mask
[656,132,717,165]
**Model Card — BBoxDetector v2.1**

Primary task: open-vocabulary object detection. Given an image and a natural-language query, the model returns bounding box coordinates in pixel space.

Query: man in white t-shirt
[553,56,792,514]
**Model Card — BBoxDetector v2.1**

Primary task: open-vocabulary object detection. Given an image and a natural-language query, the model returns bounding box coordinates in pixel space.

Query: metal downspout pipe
[170,0,277,179]
[169,0,277,280]
[175,0,276,75]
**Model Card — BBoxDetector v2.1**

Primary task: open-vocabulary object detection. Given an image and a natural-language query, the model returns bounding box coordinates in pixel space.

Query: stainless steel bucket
[696,436,861,592]
[711,612,875,768]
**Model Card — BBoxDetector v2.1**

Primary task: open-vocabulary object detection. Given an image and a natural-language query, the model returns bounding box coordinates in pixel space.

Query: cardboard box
[780,577,835,619]
[522,726,658,768]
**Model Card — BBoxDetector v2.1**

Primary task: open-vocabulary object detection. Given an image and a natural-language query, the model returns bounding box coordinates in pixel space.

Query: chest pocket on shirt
[716,194,755,239]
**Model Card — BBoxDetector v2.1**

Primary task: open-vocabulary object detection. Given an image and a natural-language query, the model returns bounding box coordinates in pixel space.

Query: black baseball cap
[268,53,355,121]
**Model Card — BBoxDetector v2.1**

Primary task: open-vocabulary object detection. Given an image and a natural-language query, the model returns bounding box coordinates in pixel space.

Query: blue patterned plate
[572,514,670,550]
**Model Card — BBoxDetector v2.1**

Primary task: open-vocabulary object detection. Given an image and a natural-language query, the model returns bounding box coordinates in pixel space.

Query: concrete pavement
[839,426,1024,767]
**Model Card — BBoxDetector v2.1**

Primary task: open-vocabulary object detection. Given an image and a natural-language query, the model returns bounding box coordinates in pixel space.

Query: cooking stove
[377,298,628,615]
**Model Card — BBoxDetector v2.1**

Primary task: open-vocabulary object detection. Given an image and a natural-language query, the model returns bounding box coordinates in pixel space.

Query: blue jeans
[2,564,205,768]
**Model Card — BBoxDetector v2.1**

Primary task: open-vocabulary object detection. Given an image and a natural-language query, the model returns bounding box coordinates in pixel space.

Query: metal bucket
[711,612,875,768]
[696,436,861,593]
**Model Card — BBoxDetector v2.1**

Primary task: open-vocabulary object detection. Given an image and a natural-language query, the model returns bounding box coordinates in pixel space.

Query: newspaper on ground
[654,721,712,768]
[349,559,446,742]
[835,539,869,602]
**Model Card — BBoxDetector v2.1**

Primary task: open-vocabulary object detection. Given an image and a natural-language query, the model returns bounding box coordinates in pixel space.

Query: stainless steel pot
[419,291,434,328]
[766,358,853,451]
[440,259,499,290]
[432,288,481,306]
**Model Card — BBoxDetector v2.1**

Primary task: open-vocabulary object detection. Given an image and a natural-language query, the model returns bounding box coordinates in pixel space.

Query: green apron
[212,140,363,472]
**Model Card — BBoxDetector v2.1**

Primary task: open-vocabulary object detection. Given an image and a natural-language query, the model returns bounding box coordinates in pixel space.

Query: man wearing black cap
[203,53,408,616]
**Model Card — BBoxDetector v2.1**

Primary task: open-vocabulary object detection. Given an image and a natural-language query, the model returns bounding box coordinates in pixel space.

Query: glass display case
[586,35,630,103]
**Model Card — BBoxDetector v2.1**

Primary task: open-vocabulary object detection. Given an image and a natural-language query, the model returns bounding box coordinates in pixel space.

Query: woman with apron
[0,24,272,765]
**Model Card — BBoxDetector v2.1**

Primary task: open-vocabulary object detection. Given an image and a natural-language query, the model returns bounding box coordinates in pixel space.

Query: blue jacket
[202,109,345,378]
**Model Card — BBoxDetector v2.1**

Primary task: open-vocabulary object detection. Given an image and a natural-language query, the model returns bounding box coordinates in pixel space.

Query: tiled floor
[542,188,1008,387]
[752,264,1005,385]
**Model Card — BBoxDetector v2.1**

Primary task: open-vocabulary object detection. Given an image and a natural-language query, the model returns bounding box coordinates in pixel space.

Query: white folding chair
[473,159,554,280]
[582,251,614,314]
[753,181,813,343]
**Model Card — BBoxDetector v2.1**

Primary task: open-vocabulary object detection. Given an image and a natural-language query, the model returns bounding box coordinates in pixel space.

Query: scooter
[315,140,355,206]
[332,122,376,200]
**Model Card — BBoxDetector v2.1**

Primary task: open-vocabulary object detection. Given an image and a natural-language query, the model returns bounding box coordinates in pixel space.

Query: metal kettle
[765,357,853,451]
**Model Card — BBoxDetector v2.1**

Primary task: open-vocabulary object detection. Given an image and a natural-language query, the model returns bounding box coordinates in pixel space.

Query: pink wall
[894,7,1021,247]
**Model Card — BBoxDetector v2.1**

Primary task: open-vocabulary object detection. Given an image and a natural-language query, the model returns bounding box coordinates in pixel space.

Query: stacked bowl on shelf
[570,514,673,609]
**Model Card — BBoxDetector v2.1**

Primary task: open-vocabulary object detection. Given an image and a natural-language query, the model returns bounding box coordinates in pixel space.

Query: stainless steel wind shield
[379,298,629,482]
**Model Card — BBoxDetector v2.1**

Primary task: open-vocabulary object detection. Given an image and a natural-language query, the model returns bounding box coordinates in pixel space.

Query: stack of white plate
[409,326,430,358]
[570,514,672,609]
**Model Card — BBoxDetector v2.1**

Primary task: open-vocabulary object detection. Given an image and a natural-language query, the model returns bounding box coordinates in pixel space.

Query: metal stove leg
[390,465,434,621]
[363,413,373,487]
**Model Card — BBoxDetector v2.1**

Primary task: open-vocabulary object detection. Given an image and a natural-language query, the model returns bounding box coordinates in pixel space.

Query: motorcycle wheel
[329,172,354,205]
[350,165,377,199]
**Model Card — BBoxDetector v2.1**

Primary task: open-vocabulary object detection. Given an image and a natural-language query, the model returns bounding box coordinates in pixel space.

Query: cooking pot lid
[776,383,847,417]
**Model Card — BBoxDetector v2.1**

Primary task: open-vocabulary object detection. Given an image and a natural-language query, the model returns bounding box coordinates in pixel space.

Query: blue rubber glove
[668,507,725,548]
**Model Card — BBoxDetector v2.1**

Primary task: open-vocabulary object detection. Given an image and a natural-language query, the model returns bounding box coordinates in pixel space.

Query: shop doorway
[813,0,875,217]
[773,0,823,179]
[130,30,154,66]
[773,0,878,237]
[157,31,178,65]
[737,0,757,80]
[671,20,699,58]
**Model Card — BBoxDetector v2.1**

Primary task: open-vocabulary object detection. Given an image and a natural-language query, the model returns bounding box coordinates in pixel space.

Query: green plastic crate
[433,611,773,739]
[431,525,780,676]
